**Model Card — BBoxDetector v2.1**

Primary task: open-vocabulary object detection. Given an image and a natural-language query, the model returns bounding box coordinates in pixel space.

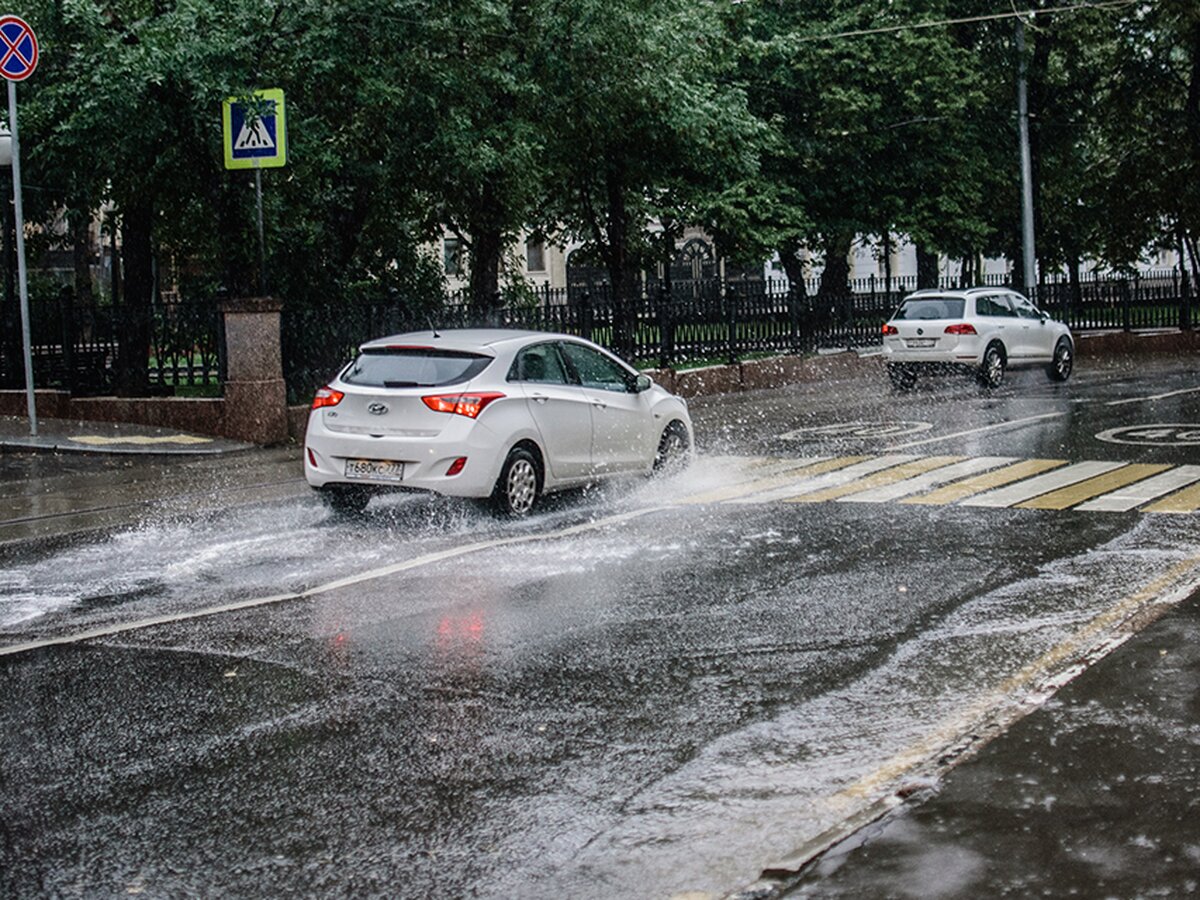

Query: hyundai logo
[367,403,389,416]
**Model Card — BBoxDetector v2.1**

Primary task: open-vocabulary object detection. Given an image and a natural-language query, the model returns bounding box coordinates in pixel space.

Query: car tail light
[446,456,468,476]
[944,323,977,335]
[307,448,318,467]
[881,324,898,336]
[312,386,344,409]
[422,392,505,418]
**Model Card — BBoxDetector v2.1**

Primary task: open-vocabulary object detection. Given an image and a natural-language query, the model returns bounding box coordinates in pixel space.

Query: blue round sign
[0,16,38,82]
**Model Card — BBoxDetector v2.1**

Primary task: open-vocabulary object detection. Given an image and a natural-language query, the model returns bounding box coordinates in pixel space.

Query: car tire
[321,485,371,515]
[887,363,917,391]
[653,420,691,473]
[492,446,541,517]
[978,342,1006,389]
[1047,337,1073,381]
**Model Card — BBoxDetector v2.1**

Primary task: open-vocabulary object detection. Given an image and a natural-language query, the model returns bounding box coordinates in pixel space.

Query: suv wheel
[978,343,1006,388]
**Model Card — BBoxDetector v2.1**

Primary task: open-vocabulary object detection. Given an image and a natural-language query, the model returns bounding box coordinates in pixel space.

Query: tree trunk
[817,232,852,300]
[467,225,503,319]
[916,244,939,289]
[71,208,93,306]
[115,199,153,396]
[778,240,808,299]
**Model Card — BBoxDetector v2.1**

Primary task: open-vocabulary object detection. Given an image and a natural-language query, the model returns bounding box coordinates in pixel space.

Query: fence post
[1121,276,1131,332]
[1180,265,1192,331]
[657,281,674,370]
[219,296,288,444]
[579,292,593,343]
[726,282,738,366]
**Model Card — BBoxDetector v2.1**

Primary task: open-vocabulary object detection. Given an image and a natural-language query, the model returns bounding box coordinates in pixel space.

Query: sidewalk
[0,414,258,456]
[780,587,1200,898]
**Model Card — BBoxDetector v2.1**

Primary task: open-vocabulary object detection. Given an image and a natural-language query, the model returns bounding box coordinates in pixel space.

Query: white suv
[881,287,1073,389]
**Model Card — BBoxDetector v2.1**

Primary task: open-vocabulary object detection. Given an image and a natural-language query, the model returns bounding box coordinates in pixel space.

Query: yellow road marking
[681,457,868,505]
[785,456,965,504]
[900,458,1067,505]
[1016,464,1171,510]
[1143,480,1200,514]
[70,433,213,446]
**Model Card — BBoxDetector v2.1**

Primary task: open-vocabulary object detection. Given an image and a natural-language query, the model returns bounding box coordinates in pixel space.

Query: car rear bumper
[303,412,506,498]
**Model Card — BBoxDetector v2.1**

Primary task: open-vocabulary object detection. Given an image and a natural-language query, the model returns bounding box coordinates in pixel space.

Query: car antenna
[427,318,441,339]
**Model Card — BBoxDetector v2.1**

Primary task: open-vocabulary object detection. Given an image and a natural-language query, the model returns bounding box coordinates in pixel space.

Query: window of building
[444,238,463,276]
[525,239,545,272]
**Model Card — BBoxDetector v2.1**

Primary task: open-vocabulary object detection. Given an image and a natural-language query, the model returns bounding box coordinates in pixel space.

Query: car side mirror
[635,374,653,393]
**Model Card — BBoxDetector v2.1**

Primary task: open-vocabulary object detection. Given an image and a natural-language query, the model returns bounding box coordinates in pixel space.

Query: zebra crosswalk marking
[680,456,858,505]
[838,456,1018,504]
[1142,476,1200,514]
[898,459,1067,506]
[1077,465,1200,512]
[1016,463,1173,510]
[785,456,966,504]
[729,455,918,505]
[962,461,1127,508]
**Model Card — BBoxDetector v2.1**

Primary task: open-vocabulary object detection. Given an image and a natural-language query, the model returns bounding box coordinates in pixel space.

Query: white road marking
[1106,386,1200,406]
[961,460,1127,508]
[838,456,1018,504]
[883,413,1066,450]
[727,455,917,504]
[1074,465,1200,512]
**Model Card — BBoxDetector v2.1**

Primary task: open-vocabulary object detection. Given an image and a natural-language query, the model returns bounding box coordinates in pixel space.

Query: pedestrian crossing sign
[222,88,287,170]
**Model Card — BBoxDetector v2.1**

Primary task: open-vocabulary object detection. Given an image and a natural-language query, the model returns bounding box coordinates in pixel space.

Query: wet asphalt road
[1,354,1198,898]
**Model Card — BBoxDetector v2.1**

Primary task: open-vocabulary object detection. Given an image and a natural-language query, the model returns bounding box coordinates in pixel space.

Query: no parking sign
[0,15,37,81]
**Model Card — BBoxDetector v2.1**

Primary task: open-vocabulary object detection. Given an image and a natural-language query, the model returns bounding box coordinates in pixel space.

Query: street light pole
[1016,16,1037,298]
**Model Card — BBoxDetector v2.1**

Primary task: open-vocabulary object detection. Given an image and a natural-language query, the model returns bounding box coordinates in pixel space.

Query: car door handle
[591,399,608,409]
[530,393,549,405]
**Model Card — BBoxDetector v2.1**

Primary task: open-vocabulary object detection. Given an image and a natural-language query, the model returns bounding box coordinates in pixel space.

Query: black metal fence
[282,268,1195,401]
[0,290,223,395]
[4,268,1192,402]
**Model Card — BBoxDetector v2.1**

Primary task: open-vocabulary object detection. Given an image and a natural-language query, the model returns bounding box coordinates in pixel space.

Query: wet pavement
[0,352,1198,899]
[782,587,1200,899]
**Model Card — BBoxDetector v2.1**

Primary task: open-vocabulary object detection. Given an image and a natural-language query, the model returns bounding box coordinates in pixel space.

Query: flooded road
[2,355,1199,898]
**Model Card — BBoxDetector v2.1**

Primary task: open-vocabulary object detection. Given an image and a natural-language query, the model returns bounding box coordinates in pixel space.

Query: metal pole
[255,166,267,295]
[1016,18,1037,297]
[8,79,35,435]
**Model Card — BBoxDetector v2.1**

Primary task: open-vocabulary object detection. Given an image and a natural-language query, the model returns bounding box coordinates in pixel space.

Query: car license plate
[906,338,936,348]
[345,459,404,482]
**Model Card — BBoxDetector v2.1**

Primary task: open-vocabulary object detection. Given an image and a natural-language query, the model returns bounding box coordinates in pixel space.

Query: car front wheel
[492,447,541,517]
[1047,337,1073,381]
[978,343,1006,388]
[654,420,691,473]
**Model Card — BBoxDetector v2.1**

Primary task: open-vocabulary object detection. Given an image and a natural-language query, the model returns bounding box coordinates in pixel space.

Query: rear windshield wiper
[383,380,426,388]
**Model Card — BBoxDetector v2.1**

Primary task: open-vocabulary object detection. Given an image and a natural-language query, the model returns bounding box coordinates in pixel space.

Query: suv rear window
[341,348,492,388]
[893,298,965,320]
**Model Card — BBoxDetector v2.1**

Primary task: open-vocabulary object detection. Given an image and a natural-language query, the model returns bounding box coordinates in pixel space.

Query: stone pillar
[219,296,288,444]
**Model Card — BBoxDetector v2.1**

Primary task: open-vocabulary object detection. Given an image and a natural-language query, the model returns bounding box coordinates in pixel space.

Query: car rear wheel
[654,420,691,473]
[978,343,1006,389]
[320,485,371,515]
[1047,337,1073,381]
[492,447,541,517]
[887,363,917,391]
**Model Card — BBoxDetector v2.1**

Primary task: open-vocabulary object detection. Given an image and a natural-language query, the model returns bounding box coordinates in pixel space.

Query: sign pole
[255,166,267,295]
[8,78,34,435]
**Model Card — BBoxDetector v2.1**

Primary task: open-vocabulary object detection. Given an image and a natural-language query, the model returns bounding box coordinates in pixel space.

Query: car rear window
[893,298,965,320]
[341,347,492,388]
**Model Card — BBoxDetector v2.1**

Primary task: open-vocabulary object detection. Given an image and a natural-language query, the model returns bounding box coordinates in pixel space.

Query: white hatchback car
[304,329,693,515]
[881,287,1074,389]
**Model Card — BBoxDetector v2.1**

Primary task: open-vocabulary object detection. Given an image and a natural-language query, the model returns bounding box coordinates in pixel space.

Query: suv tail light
[312,386,344,409]
[944,323,978,335]
[881,324,899,336]
[422,392,505,418]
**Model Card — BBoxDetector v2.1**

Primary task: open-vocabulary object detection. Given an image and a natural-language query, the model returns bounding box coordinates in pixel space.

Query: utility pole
[1016,16,1037,298]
